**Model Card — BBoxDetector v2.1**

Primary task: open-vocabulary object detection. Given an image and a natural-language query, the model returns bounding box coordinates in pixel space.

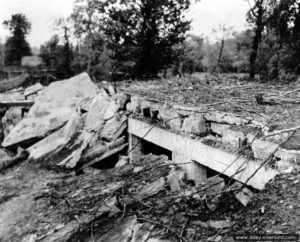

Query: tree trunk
[249,3,264,79]
[212,38,225,73]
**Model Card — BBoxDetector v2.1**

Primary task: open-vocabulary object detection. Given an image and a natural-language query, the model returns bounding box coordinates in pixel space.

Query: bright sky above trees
[0,0,249,47]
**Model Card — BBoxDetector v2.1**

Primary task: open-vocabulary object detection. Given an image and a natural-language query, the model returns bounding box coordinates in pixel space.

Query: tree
[39,34,73,79]
[71,0,107,76]
[211,25,235,73]
[268,0,300,74]
[104,0,191,77]
[0,38,4,67]
[246,0,270,79]
[3,14,32,66]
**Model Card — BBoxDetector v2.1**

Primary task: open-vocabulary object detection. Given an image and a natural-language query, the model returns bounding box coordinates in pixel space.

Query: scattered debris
[0,73,299,241]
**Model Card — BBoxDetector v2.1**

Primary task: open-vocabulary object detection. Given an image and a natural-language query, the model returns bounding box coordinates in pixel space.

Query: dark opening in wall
[141,139,172,160]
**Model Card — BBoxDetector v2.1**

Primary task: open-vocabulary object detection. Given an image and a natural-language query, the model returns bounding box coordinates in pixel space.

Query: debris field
[0,72,299,242]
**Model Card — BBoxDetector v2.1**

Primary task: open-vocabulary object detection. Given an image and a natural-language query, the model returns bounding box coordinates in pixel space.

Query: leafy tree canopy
[3,13,32,66]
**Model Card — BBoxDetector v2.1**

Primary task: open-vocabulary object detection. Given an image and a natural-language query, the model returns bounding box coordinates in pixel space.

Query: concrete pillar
[128,133,144,163]
[172,151,207,185]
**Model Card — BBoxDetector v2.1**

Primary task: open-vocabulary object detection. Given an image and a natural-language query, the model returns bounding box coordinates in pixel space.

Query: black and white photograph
[0,0,299,241]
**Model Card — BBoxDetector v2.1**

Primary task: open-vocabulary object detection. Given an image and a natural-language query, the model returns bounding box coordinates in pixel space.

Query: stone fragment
[84,94,113,132]
[172,151,207,185]
[182,115,207,136]
[58,131,93,168]
[115,156,129,167]
[24,83,44,97]
[115,93,130,110]
[3,107,75,148]
[99,113,127,142]
[28,112,82,160]
[248,134,278,161]
[204,111,250,126]
[210,123,231,135]
[230,182,253,206]
[2,107,23,137]
[207,220,231,229]
[168,115,183,131]
[2,73,98,148]
[167,169,185,192]
[128,95,142,113]
[221,129,246,150]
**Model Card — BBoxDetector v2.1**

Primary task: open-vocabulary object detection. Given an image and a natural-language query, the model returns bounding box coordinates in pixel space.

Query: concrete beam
[128,118,278,190]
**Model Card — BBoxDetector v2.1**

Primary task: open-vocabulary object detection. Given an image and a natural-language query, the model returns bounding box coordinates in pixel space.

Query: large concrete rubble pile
[0,72,129,171]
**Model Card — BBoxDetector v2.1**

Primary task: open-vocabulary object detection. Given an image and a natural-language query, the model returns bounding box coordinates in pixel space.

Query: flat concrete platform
[128,118,278,190]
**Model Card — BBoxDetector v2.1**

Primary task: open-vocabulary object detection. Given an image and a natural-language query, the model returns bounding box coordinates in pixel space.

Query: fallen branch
[265,125,300,138]
[278,87,300,98]
[256,93,300,105]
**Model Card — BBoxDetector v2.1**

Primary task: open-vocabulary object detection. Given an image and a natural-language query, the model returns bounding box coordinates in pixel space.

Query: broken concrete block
[24,83,44,97]
[3,107,75,148]
[207,220,231,229]
[99,113,128,142]
[84,93,119,132]
[235,187,253,206]
[58,131,93,168]
[221,129,246,150]
[204,111,250,126]
[230,182,253,206]
[172,151,207,185]
[115,156,129,167]
[167,169,185,192]
[115,93,130,110]
[129,95,142,114]
[157,103,174,120]
[28,112,82,160]
[2,73,98,148]
[210,123,231,136]
[169,115,183,131]
[248,135,278,160]
[2,107,23,137]
[27,73,98,118]
[182,115,207,136]
[275,148,300,164]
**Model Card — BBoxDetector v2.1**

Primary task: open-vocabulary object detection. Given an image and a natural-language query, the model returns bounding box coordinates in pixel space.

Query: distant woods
[1,0,300,82]
[2,14,32,66]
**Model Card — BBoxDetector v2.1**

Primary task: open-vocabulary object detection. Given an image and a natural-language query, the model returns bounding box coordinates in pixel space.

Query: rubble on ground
[0,73,299,241]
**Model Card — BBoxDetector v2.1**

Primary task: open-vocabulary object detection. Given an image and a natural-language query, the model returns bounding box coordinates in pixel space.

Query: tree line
[1,0,300,82]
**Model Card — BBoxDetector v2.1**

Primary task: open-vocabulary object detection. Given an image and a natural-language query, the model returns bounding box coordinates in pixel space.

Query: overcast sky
[0,0,249,48]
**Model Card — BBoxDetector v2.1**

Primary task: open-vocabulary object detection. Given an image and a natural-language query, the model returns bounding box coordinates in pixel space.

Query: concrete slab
[128,118,278,190]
